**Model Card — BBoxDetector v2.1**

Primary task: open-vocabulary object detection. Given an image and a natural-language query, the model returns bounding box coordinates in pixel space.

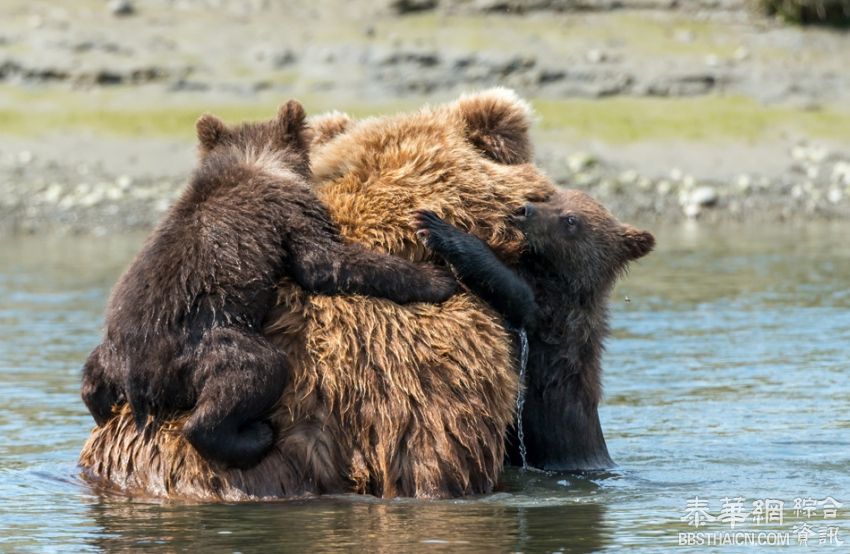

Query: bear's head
[194,100,310,178]
[517,189,655,298]
[306,87,555,263]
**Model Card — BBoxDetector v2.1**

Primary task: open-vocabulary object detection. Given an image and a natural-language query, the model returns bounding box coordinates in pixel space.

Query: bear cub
[415,189,654,471]
[81,100,458,469]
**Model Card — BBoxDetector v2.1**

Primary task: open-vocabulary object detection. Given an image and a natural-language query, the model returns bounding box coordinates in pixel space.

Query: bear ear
[621,225,655,261]
[275,99,308,147]
[196,113,228,152]
[275,99,311,176]
[455,87,534,165]
[308,110,353,147]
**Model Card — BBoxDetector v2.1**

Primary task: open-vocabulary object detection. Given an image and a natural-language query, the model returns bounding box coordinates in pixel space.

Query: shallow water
[1,223,848,552]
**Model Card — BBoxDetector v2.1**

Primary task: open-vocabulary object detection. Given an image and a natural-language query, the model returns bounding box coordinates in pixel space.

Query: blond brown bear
[78,89,556,500]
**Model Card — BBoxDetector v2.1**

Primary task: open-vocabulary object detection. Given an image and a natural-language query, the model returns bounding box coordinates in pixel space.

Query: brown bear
[414,189,655,471]
[77,89,595,500]
[80,100,459,470]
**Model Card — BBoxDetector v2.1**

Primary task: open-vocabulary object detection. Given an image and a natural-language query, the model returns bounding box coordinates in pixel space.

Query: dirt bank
[0,0,848,233]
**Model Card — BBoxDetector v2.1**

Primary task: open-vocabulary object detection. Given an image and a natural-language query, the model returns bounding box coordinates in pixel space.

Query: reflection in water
[1,223,849,551]
[84,490,607,552]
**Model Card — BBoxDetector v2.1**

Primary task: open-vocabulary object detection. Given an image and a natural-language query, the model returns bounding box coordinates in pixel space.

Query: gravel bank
[2,140,849,235]
[0,0,848,234]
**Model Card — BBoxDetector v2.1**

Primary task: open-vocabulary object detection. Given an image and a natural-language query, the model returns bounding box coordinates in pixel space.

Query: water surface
[1,223,848,552]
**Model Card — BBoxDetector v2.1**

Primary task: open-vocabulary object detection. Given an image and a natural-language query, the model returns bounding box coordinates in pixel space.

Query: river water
[1,223,848,552]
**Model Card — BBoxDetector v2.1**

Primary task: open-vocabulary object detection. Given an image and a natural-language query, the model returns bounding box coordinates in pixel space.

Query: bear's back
[79,89,558,501]
[265,99,556,497]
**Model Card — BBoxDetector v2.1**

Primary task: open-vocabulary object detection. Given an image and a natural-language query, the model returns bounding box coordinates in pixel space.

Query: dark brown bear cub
[81,101,458,469]
[415,189,654,471]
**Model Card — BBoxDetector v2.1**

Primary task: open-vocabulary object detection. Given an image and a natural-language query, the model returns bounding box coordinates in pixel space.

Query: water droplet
[516,328,529,471]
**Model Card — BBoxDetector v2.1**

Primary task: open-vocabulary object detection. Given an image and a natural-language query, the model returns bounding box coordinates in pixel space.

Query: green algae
[532,96,850,143]
[1,85,848,144]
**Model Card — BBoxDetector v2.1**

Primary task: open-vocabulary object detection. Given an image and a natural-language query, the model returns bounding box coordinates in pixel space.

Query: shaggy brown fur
[79,88,556,499]
[415,190,655,471]
[80,100,458,470]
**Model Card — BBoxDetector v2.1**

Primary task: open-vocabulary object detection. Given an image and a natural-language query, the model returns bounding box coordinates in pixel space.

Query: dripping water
[515,328,529,471]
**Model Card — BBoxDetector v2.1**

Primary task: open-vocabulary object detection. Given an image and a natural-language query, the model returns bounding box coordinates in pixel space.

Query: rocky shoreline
[0,0,848,234]
[4,2,847,105]
[2,139,848,236]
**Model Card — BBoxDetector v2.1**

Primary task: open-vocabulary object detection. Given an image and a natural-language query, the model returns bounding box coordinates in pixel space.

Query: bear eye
[562,215,578,227]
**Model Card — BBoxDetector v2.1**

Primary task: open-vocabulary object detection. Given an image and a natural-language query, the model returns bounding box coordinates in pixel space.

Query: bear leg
[81,343,124,426]
[288,233,460,305]
[183,328,289,470]
[414,209,538,330]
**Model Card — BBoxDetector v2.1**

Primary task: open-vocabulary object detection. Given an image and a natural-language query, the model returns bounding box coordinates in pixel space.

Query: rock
[643,74,717,97]
[272,49,297,67]
[808,146,829,164]
[828,188,842,204]
[79,190,105,207]
[689,186,719,207]
[680,185,718,216]
[542,70,632,98]
[538,69,566,84]
[17,151,33,165]
[169,79,209,92]
[567,151,595,172]
[93,70,123,85]
[389,0,438,14]
[791,145,807,162]
[496,55,535,76]
[108,0,135,16]
[793,144,830,165]
[618,169,638,185]
[683,203,701,219]
[586,49,607,64]
[831,161,850,186]
[40,184,63,204]
[377,48,440,67]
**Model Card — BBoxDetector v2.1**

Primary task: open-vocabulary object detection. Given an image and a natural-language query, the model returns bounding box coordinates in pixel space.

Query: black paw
[184,418,275,470]
[413,210,457,252]
[233,420,276,468]
[126,386,154,432]
[81,381,121,427]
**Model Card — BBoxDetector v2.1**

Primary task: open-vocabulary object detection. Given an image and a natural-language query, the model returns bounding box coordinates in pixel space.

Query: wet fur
[416,190,655,471]
[79,88,557,498]
[81,101,457,470]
